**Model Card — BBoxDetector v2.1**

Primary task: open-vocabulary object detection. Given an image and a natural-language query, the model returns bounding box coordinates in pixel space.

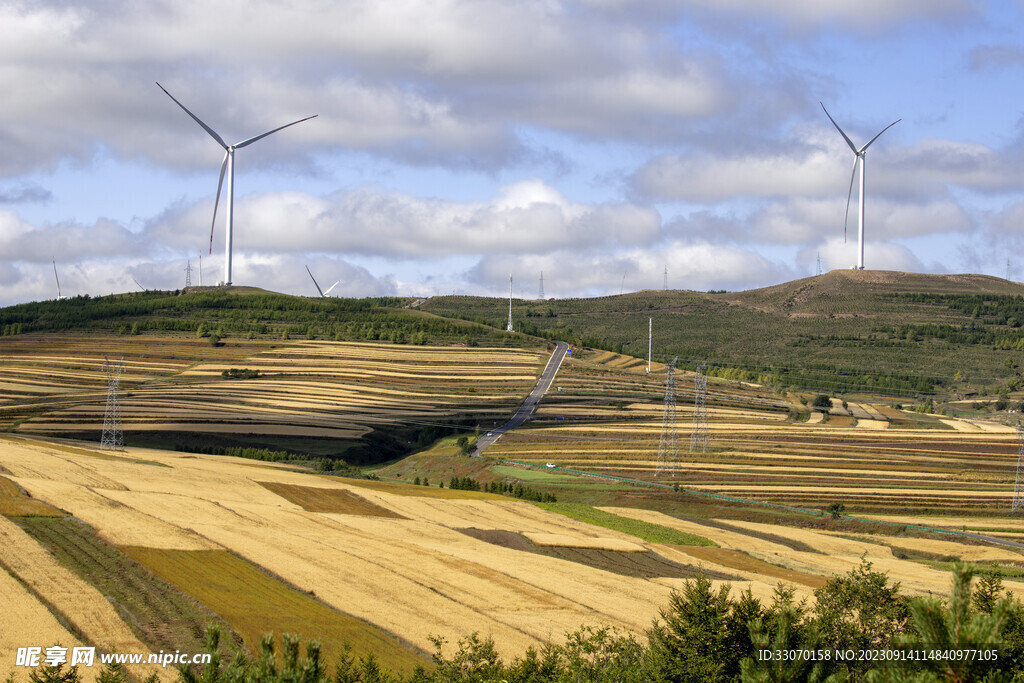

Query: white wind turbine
[305,265,341,298]
[821,102,900,270]
[157,82,317,286]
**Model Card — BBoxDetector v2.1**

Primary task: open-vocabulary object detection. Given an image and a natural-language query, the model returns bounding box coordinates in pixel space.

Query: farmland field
[2,419,1023,679]
[4,280,1024,678]
[0,335,547,463]
[482,347,1023,527]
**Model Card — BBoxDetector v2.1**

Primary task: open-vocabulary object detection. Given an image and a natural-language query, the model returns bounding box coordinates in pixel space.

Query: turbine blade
[820,102,859,154]
[234,114,318,149]
[323,280,341,296]
[859,118,901,153]
[844,157,859,243]
[210,152,229,254]
[156,82,228,149]
[305,265,325,297]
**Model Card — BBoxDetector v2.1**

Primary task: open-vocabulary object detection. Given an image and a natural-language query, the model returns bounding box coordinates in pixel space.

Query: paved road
[474,341,568,454]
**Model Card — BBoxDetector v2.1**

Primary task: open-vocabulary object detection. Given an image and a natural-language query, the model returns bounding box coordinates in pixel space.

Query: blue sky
[2,0,1023,306]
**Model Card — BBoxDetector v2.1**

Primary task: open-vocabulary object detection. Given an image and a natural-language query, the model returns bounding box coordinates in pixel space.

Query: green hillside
[420,270,1024,397]
[0,286,536,349]
[6,270,1024,399]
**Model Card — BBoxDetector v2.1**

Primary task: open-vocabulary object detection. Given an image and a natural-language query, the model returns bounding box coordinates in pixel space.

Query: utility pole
[507,274,514,332]
[647,317,652,373]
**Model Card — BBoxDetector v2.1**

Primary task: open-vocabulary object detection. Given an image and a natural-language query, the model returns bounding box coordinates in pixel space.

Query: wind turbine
[157,82,317,286]
[821,102,900,270]
[52,258,66,300]
[305,265,341,298]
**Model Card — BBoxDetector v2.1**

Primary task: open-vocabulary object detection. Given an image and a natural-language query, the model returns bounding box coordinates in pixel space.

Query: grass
[0,474,63,517]
[122,547,429,675]
[535,502,717,547]
[13,516,236,656]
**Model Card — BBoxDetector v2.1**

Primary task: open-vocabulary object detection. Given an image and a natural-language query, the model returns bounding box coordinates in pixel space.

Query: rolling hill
[420,270,1024,397]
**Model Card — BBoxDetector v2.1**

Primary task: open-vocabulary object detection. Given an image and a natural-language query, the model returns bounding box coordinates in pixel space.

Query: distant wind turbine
[305,265,341,298]
[157,82,317,287]
[52,258,66,300]
[821,102,900,271]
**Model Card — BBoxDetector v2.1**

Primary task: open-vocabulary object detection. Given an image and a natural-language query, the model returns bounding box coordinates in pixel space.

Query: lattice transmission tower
[184,259,193,288]
[690,363,708,454]
[100,356,125,450]
[655,357,679,476]
[538,271,545,300]
[1014,424,1024,513]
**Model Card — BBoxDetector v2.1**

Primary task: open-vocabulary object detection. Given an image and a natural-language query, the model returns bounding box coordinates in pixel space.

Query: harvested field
[0,566,90,680]
[12,516,236,667]
[257,481,407,517]
[2,439,678,658]
[486,352,1023,519]
[123,548,428,675]
[1,338,545,460]
[0,516,173,682]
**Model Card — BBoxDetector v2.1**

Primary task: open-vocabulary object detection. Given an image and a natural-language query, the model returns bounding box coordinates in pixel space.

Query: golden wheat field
[489,350,1024,527]
[0,337,546,444]
[2,431,1022,674]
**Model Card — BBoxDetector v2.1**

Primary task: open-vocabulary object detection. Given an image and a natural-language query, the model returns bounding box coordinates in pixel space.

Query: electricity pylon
[690,363,708,454]
[100,356,124,450]
[655,357,679,476]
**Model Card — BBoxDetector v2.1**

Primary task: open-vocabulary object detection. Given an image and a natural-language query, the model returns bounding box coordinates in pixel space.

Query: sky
[2,0,1024,306]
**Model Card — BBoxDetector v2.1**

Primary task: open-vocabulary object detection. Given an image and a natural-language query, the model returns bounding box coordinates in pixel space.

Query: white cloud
[146,180,662,258]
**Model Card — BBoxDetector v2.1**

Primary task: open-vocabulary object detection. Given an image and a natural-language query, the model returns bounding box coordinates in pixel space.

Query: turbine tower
[821,102,900,271]
[52,258,65,300]
[157,83,317,286]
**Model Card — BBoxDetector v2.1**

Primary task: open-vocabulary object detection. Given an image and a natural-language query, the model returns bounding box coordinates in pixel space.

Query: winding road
[474,341,568,454]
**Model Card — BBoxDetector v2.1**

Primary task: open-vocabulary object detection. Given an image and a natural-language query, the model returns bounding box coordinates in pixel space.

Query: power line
[1014,424,1024,513]
[690,363,709,454]
[655,357,679,476]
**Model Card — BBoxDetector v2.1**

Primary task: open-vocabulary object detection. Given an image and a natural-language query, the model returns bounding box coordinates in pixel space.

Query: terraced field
[0,335,546,460]
[487,349,1023,528]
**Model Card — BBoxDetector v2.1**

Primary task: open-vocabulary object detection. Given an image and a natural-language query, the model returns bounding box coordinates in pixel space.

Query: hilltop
[420,270,1024,397]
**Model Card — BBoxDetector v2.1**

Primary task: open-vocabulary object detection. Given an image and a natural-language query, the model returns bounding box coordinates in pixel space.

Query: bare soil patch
[672,546,828,588]
[458,527,735,580]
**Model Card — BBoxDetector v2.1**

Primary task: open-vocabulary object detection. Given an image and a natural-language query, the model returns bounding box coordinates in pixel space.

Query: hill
[420,270,1024,398]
